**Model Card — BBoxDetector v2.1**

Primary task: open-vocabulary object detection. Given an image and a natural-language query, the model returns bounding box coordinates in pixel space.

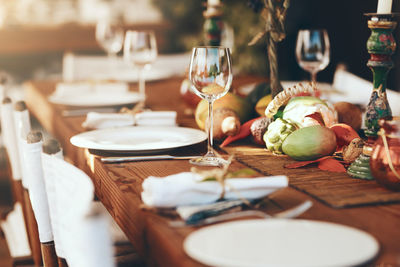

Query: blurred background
[0,0,399,264]
[0,0,398,90]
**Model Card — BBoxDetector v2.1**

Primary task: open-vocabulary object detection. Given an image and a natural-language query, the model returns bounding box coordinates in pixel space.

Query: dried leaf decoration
[285,156,330,169]
[318,158,346,173]
[285,156,346,173]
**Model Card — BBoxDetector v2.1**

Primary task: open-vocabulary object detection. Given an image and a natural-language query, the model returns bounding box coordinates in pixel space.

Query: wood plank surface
[24,77,400,266]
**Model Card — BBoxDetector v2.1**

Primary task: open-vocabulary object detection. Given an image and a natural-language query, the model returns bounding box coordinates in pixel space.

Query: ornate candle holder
[348,13,398,179]
[203,3,224,46]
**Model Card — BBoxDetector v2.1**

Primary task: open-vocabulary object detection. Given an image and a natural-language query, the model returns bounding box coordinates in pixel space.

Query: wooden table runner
[221,143,400,208]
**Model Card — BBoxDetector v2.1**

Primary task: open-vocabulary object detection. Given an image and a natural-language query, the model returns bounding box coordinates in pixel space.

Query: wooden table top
[24,77,400,267]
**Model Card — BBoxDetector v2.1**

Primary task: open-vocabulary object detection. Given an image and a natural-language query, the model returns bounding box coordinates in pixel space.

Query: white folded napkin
[53,82,129,98]
[82,111,177,129]
[141,172,288,208]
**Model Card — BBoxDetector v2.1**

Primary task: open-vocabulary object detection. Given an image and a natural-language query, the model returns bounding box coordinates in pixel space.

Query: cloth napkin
[141,172,288,208]
[53,81,129,98]
[82,111,177,129]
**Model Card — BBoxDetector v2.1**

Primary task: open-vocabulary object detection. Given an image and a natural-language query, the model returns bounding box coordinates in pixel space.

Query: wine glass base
[189,156,228,167]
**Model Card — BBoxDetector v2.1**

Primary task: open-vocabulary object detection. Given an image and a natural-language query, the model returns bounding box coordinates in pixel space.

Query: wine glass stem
[108,52,117,72]
[138,67,145,99]
[207,99,214,156]
[311,72,317,84]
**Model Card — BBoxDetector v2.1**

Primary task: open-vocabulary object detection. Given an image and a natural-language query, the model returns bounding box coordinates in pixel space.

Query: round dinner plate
[184,219,379,267]
[49,91,143,107]
[70,126,207,153]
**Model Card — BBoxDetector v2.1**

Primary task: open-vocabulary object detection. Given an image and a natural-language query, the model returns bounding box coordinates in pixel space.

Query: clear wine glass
[189,46,233,166]
[95,19,124,60]
[124,30,157,100]
[296,29,330,84]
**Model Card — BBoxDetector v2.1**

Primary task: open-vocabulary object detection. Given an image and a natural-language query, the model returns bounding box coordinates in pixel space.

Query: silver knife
[101,155,199,163]
[169,200,313,227]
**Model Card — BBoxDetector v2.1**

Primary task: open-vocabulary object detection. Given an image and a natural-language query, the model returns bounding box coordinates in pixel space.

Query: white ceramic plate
[184,219,379,267]
[70,126,207,153]
[49,91,143,107]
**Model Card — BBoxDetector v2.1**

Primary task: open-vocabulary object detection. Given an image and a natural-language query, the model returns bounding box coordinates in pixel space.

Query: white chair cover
[0,101,22,180]
[22,139,53,243]
[0,203,31,257]
[73,204,115,267]
[13,106,31,189]
[42,151,65,258]
[42,155,115,267]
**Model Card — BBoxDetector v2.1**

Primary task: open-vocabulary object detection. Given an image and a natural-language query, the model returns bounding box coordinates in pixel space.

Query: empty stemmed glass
[124,30,157,100]
[95,19,124,61]
[189,46,233,166]
[296,29,330,84]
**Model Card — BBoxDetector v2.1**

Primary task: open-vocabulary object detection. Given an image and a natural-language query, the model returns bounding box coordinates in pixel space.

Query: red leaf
[318,158,346,172]
[305,112,325,126]
[285,156,330,169]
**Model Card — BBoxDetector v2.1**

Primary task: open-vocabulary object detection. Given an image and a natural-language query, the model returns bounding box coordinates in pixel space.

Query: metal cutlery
[101,154,199,163]
[169,200,313,227]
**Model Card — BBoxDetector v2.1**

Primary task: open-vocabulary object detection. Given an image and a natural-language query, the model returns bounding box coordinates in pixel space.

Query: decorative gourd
[195,92,252,140]
[263,118,297,154]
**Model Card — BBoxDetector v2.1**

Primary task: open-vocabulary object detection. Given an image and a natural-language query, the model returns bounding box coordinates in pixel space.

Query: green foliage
[151,0,269,75]
[151,0,204,52]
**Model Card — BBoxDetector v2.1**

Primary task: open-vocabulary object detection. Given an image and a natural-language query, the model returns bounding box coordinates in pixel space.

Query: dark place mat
[222,146,400,208]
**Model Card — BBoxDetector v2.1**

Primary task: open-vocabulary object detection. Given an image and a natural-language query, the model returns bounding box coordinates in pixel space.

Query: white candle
[208,0,220,5]
[377,0,392,14]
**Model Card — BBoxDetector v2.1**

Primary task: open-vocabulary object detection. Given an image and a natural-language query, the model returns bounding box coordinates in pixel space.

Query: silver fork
[169,200,313,227]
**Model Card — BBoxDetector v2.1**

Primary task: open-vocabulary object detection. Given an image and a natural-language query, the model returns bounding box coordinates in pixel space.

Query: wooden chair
[22,131,58,267]
[0,98,41,266]
[13,100,43,267]
[41,139,141,267]
[41,139,115,267]
[41,138,68,267]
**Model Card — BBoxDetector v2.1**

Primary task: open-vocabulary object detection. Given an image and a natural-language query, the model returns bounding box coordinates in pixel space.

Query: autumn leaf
[318,158,346,173]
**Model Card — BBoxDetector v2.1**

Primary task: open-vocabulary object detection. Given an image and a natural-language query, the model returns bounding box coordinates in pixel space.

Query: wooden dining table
[24,76,400,267]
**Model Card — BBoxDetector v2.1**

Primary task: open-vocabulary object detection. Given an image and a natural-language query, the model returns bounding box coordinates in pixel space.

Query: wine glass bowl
[296,29,330,83]
[189,46,232,166]
[95,20,124,57]
[124,30,157,100]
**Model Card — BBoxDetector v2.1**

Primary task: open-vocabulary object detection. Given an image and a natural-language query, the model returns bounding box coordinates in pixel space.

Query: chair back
[1,97,22,181]
[42,148,115,267]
